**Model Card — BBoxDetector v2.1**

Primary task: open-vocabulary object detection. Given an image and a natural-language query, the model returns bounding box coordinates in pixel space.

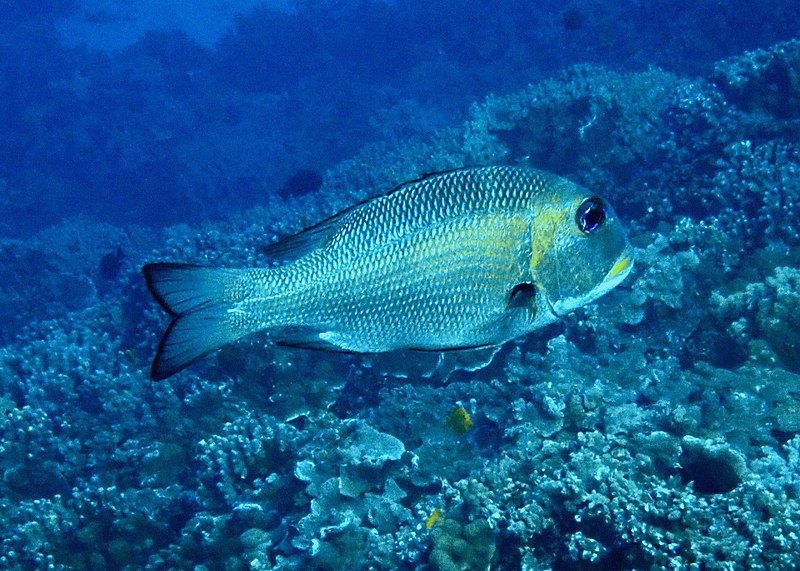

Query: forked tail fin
[142,263,251,380]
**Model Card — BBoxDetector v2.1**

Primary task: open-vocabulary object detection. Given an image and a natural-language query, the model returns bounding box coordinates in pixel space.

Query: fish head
[530,186,633,318]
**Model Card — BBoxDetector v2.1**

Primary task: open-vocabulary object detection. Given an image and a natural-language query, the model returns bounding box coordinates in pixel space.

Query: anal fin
[272,326,358,353]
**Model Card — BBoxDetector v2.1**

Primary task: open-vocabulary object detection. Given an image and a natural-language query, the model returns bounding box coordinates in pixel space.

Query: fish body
[143,166,633,380]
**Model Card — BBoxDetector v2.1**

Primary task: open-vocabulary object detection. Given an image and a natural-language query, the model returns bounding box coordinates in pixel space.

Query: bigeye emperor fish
[143,166,633,380]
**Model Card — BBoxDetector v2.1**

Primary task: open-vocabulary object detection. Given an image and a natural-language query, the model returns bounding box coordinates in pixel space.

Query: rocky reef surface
[2,39,800,570]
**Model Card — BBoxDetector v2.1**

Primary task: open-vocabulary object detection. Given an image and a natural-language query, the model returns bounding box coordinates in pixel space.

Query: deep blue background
[1,0,798,236]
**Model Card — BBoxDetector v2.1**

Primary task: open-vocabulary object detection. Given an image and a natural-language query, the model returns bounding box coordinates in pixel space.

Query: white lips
[548,248,634,317]
[602,249,634,290]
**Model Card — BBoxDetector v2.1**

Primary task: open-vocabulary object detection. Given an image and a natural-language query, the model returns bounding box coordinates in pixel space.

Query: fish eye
[576,197,606,234]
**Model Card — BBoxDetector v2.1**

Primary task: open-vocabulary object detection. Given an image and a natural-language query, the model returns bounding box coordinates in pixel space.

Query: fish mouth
[547,248,634,318]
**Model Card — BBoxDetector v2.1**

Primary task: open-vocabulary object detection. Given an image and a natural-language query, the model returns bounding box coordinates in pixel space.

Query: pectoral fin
[508,282,536,309]
[272,326,358,352]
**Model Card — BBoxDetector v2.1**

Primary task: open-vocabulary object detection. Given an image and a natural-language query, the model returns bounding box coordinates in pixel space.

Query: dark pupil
[577,197,606,234]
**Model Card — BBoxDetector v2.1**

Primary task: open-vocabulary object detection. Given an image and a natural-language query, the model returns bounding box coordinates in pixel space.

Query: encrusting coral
[3,36,800,570]
[429,518,496,571]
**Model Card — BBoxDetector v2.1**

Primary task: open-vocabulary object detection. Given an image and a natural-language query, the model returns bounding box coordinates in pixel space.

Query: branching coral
[197,412,299,507]
[463,65,682,178]
[4,32,800,571]
[712,142,800,247]
[712,266,800,372]
[714,38,800,119]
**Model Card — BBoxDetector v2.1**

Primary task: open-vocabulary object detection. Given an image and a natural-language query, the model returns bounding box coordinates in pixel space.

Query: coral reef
[429,518,495,571]
[3,35,800,571]
[714,38,800,119]
[712,266,800,372]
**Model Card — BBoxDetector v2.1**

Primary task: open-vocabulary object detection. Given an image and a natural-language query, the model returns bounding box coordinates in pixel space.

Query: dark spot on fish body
[508,282,536,308]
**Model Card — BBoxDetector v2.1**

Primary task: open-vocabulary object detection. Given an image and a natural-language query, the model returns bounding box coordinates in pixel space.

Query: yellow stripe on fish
[142,166,633,380]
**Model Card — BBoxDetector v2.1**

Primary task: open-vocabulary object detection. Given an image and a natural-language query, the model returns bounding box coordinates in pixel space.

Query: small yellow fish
[426,508,444,529]
[446,407,474,434]
[143,166,633,380]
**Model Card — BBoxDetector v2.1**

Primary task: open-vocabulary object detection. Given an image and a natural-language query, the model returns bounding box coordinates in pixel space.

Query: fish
[426,508,444,529]
[142,166,634,380]
[446,406,474,435]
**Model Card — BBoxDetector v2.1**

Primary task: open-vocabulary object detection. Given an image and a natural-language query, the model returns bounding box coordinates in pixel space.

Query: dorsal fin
[261,167,484,263]
[261,206,355,263]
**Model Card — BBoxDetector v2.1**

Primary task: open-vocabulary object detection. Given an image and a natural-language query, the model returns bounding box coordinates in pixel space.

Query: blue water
[1,1,800,569]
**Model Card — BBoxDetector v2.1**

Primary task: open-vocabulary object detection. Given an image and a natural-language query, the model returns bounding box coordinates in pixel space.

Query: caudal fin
[142,263,250,380]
